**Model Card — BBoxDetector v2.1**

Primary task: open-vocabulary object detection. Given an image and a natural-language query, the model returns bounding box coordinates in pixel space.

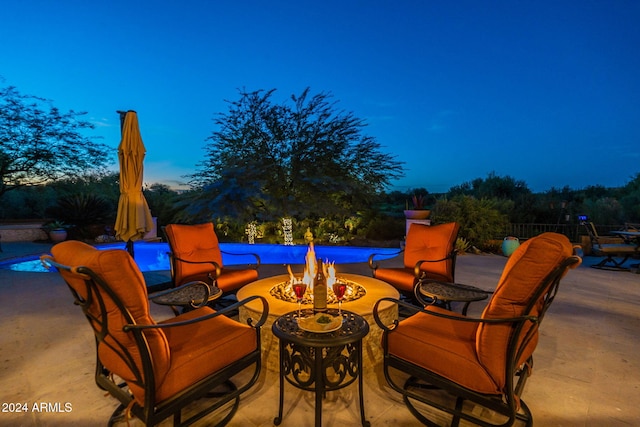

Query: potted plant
[44,220,71,243]
[404,194,431,219]
[502,236,520,257]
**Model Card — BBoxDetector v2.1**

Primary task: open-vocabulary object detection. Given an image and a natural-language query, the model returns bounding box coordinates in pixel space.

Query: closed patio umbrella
[114,110,153,257]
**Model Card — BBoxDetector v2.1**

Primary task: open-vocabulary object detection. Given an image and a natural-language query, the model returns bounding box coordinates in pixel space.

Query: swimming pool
[1,242,400,273]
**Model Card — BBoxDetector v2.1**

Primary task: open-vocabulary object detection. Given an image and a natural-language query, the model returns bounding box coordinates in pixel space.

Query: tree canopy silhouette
[0,85,111,199]
[189,88,404,221]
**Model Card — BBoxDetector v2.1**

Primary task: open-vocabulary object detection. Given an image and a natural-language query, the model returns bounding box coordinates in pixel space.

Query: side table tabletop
[149,282,221,311]
[272,309,370,427]
[415,279,490,314]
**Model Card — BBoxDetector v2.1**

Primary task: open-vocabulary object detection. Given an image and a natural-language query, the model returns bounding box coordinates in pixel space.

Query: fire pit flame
[273,242,365,304]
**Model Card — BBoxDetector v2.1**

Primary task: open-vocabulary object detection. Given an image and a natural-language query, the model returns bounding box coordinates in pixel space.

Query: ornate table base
[272,309,370,427]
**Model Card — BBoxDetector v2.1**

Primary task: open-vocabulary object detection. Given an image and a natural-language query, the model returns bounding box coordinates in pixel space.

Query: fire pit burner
[270,278,366,304]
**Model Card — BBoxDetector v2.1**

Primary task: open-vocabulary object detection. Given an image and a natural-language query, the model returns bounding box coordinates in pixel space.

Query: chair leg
[401,376,453,427]
[591,255,630,271]
[402,393,441,427]
[517,400,534,427]
[107,403,127,427]
[452,396,464,427]
[177,393,240,427]
[205,379,237,398]
[171,382,241,427]
[394,368,528,427]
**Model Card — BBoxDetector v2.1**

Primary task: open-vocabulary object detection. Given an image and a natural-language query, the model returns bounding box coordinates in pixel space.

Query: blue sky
[2,0,639,193]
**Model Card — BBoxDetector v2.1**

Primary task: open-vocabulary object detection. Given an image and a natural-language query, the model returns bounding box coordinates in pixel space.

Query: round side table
[149,282,221,314]
[415,279,490,314]
[272,309,370,427]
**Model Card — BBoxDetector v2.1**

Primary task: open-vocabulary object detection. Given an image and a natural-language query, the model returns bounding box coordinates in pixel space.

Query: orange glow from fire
[325,261,336,288]
[287,242,338,293]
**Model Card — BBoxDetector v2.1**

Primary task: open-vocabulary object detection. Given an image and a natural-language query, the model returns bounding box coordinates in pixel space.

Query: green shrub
[47,193,114,225]
[455,237,471,254]
[46,193,115,239]
[432,195,509,248]
[479,239,503,254]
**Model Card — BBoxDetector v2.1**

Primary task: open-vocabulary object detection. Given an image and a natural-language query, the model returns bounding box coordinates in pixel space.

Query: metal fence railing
[505,223,625,243]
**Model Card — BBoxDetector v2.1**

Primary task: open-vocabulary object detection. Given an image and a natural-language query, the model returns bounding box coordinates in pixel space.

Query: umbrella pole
[126,240,134,257]
[117,110,134,131]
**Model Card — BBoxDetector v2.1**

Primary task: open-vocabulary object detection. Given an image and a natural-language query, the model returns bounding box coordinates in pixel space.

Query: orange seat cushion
[165,223,224,286]
[152,307,257,403]
[216,268,259,293]
[374,222,459,292]
[165,223,258,292]
[387,306,500,394]
[374,267,451,293]
[404,222,459,281]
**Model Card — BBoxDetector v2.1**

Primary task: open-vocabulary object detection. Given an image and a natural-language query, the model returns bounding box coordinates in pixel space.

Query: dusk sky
[2,1,639,193]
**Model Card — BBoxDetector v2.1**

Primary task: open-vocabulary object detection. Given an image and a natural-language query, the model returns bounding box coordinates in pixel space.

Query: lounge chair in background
[583,221,639,270]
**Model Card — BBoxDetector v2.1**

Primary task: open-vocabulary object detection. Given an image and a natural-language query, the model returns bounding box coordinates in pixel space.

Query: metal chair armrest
[220,250,261,269]
[373,297,421,331]
[368,249,404,272]
[416,306,538,325]
[124,295,269,331]
[413,250,457,277]
[372,296,537,334]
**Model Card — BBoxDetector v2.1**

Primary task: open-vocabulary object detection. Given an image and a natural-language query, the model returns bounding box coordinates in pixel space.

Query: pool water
[1,242,400,273]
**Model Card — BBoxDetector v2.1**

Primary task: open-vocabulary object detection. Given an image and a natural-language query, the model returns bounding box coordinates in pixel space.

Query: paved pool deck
[1,242,639,426]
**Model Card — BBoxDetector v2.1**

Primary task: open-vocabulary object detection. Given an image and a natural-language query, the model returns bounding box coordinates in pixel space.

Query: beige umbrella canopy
[114,110,153,256]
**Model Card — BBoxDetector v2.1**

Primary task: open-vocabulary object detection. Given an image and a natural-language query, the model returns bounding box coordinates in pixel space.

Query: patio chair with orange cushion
[582,221,639,270]
[164,223,260,295]
[368,222,459,300]
[41,240,268,427]
[372,232,581,426]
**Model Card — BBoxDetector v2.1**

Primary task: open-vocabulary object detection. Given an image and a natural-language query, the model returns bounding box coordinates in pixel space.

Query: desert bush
[46,193,115,239]
[432,195,509,248]
[455,237,472,254]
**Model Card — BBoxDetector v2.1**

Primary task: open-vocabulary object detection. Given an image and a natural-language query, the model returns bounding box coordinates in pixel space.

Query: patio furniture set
[581,218,640,272]
[40,221,581,426]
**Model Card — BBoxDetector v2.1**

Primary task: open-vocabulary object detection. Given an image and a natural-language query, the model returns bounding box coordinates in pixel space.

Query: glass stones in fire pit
[270,277,366,304]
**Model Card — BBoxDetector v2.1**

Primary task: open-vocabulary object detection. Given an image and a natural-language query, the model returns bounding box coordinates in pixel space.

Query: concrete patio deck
[1,241,639,426]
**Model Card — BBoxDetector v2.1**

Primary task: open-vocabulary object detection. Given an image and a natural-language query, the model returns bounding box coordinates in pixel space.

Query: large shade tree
[188,88,404,222]
[0,84,112,199]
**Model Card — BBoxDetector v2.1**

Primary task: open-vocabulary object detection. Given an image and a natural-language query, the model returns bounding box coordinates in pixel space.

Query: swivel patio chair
[582,221,639,270]
[41,240,268,427]
[372,232,581,426]
[164,223,260,296]
[369,222,459,302]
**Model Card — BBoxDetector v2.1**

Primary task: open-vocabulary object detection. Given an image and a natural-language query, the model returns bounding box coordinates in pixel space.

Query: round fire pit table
[237,273,399,371]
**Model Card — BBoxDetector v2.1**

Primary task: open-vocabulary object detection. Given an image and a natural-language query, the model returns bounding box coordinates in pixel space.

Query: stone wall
[0,223,48,242]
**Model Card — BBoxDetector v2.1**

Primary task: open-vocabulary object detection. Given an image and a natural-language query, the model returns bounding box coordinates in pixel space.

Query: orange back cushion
[51,241,170,396]
[404,222,459,281]
[165,223,223,285]
[476,232,573,387]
